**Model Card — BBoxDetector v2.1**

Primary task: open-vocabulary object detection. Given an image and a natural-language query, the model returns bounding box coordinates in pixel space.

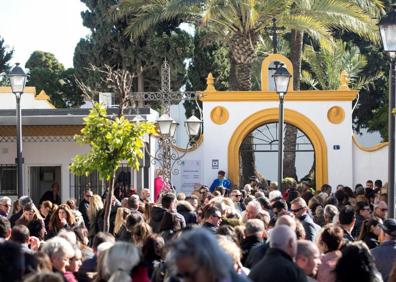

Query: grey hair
[247,200,262,212]
[324,205,339,221]
[41,236,74,259]
[245,219,264,235]
[19,196,32,209]
[296,240,318,259]
[0,196,11,205]
[167,228,232,280]
[102,242,140,280]
[270,225,297,252]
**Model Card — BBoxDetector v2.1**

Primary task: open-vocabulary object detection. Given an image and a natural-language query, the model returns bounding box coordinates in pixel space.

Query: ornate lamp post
[273,65,291,189]
[8,63,27,198]
[379,4,396,218]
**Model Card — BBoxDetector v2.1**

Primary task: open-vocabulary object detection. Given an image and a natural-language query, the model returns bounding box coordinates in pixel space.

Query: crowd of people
[0,171,396,282]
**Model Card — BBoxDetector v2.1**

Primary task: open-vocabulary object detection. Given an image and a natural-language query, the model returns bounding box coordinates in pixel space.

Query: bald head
[270,225,297,259]
[276,214,297,231]
[296,240,321,276]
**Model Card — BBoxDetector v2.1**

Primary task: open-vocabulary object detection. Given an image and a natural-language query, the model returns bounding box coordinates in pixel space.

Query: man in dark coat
[240,219,264,265]
[78,189,93,228]
[291,197,320,241]
[371,218,396,282]
[249,225,307,282]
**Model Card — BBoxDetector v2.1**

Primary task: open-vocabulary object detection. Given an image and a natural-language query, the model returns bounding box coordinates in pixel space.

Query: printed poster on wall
[180,160,201,194]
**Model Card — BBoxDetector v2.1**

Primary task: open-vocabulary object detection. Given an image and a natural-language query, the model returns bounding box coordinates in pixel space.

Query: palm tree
[302,40,383,90]
[115,0,383,184]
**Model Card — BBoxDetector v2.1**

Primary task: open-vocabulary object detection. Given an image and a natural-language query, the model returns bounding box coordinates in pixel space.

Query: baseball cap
[380,219,396,237]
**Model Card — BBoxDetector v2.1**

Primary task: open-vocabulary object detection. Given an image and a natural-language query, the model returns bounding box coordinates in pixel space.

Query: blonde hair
[131,222,152,246]
[88,195,104,222]
[114,207,131,235]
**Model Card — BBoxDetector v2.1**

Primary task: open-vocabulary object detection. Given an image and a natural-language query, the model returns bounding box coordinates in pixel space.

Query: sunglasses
[291,207,304,213]
[381,208,388,212]
[0,204,10,208]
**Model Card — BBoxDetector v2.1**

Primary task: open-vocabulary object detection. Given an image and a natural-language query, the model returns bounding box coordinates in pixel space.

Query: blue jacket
[371,240,396,282]
[209,178,232,192]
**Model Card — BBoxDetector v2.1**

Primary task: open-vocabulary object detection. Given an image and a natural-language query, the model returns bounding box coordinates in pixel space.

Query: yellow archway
[228,108,328,189]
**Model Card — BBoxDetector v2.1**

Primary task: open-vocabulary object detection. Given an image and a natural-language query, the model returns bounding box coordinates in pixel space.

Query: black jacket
[202,221,218,233]
[245,240,270,269]
[176,202,197,225]
[79,199,90,227]
[39,191,61,205]
[363,232,379,249]
[240,235,262,265]
[149,206,166,233]
[248,248,307,282]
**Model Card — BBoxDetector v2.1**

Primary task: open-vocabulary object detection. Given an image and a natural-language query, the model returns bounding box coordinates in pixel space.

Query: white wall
[0,90,52,109]
[352,143,388,186]
[0,141,89,200]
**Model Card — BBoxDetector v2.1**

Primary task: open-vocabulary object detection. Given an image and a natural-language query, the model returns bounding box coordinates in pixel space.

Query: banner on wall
[180,160,201,194]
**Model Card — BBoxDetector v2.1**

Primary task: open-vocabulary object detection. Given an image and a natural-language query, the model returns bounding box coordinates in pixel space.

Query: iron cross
[131,60,199,114]
[265,18,286,54]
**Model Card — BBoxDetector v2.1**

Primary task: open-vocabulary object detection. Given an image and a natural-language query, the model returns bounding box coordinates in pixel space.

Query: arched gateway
[228,108,328,188]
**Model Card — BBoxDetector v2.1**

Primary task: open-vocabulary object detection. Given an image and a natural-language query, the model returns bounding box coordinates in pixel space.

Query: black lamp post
[273,65,291,189]
[379,4,396,218]
[8,63,27,198]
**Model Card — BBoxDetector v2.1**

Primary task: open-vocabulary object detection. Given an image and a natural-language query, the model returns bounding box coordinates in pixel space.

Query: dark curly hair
[334,241,380,282]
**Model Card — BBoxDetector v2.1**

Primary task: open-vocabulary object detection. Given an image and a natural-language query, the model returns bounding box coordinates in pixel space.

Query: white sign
[180,160,201,194]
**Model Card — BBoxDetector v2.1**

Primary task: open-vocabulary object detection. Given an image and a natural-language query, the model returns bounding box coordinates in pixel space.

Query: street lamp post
[273,65,291,190]
[155,113,202,185]
[8,63,27,198]
[379,4,396,218]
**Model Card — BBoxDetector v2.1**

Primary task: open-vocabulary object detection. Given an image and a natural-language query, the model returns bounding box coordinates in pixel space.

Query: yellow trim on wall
[0,86,36,94]
[35,90,50,100]
[228,108,328,189]
[201,90,357,102]
[261,54,294,92]
[352,135,388,152]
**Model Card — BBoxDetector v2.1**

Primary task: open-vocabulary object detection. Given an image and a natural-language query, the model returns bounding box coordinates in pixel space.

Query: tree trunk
[103,171,116,233]
[229,55,256,186]
[240,134,257,187]
[229,55,239,90]
[235,63,252,91]
[283,30,303,181]
[137,62,144,108]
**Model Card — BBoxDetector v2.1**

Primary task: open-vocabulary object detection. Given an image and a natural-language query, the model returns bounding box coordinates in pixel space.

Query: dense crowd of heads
[0,177,395,282]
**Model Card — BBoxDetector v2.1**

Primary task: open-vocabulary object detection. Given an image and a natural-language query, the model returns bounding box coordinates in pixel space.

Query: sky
[0,0,90,69]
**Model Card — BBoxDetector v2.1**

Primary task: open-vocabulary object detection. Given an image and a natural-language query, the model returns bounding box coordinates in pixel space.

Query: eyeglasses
[233,194,241,198]
[291,207,304,213]
[176,268,200,280]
